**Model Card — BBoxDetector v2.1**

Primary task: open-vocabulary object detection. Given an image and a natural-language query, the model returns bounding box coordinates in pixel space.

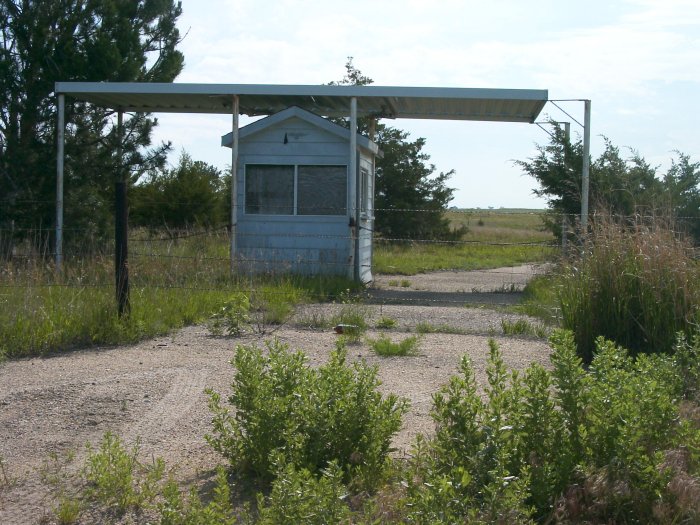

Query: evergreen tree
[330,59,462,240]
[515,126,670,238]
[131,152,226,231]
[0,0,184,247]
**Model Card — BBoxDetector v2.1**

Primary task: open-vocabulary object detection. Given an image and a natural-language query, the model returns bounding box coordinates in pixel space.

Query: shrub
[558,215,700,362]
[205,339,407,491]
[407,340,535,523]
[406,331,700,523]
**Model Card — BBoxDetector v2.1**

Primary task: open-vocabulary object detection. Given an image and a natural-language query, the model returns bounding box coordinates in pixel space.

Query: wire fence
[1,209,698,307]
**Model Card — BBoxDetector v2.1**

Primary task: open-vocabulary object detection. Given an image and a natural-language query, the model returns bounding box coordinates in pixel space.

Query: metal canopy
[54,82,548,123]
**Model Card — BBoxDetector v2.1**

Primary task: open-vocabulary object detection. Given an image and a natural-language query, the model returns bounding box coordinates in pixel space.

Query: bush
[405,331,700,523]
[205,339,407,491]
[558,215,700,362]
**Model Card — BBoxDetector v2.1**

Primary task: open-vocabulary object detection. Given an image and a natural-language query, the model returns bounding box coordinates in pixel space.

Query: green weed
[54,497,82,525]
[375,316,398,329]
[368,334,420,356]
[515,273,561,324]
[158,467,239,525]
[501,318,548,338]
[0,453,11,487]
[295,309,332,329]
[330,293,372,343]
[208,293,251,336]
[415,321,467,335]
[84,432,165,514]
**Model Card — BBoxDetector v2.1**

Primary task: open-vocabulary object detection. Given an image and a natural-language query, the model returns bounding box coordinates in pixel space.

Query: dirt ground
[0,265,552,524]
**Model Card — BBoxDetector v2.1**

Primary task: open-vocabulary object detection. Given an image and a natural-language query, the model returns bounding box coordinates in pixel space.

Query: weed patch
[375,316,398,329]
[84,432,165,514]
[368,334,421,356]
[501,318,548,338]
[415,321,467,335]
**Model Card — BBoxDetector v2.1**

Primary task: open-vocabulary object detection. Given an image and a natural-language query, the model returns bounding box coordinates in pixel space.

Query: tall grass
[0,231,358,360]
[559,215,700,362]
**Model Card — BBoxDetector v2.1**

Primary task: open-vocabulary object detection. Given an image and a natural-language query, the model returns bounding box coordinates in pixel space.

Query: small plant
[368,334,420,357]
[39,449,82,522]
[400,279,411,288]
[0,453,12,487]
[375,316,398,329]
[158,467,239,525]
[387,279,400,287]
[249,285,301,330]
[500,318,547,338]
[84,432,165,514]
[415,321,467,335]
[208,293,250,336]
[295,309,331,329]
[330,292,371,343]
[54,497,82,525]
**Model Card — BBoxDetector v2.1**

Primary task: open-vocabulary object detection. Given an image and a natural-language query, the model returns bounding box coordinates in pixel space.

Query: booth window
[245,165,294,214]
[245,164,347,215]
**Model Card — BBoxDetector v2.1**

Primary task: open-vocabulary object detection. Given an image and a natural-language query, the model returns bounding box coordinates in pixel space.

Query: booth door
[358,167,373,283]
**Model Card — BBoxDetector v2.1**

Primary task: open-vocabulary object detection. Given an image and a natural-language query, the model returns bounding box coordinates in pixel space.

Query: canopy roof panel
[54,82,548,123]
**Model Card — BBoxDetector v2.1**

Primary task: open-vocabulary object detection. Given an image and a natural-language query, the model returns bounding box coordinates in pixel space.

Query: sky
[151,0,700,209]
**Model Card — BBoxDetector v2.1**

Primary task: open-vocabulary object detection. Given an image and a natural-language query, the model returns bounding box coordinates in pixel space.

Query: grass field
[373,209,555,274]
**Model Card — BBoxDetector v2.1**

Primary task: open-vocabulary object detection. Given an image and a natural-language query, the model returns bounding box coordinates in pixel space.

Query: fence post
[115,109,130,317]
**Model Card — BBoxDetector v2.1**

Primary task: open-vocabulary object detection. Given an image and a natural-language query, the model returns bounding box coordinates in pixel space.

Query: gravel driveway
[0,264,552,524]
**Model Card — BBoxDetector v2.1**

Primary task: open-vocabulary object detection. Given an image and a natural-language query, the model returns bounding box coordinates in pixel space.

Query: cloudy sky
[152,0,700,208]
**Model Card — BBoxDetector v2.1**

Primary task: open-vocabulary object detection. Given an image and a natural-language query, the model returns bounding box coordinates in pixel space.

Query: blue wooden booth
[222,106,380,282]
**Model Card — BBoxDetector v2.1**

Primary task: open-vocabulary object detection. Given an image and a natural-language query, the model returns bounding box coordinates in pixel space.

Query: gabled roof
[221,106,381,156]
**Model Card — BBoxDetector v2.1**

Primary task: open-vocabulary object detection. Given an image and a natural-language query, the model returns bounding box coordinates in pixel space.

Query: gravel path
[0,264,552,524]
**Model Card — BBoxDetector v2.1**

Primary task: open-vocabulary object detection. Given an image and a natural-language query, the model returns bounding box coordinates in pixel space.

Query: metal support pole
[55,93,65,274]
[563,120,571,253]
[115,110,130,317]
[581,100,591,235]
[349,97,358,281]
[230,95,239,274]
